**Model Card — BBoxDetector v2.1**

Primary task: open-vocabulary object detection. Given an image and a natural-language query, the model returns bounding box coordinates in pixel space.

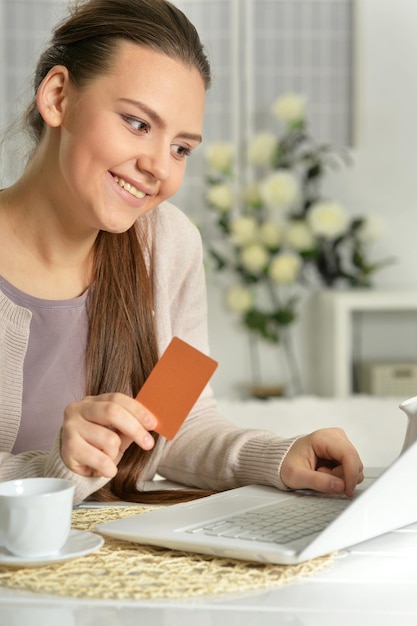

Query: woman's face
[42,41,206,234]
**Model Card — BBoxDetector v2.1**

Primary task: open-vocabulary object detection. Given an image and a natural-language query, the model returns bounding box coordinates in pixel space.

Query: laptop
[97,438,417,565]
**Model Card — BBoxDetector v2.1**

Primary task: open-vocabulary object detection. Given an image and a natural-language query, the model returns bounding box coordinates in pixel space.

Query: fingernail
[143,435,154,449]
[330,479,344,493]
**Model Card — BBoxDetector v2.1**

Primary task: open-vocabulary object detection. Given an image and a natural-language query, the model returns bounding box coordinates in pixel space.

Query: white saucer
[0,529,104,567]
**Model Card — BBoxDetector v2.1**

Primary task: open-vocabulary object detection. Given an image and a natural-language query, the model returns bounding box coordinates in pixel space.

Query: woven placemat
[0,506,337,600]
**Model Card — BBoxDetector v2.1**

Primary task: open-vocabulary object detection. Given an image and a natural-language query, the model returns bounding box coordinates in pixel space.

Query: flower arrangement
[203,93,391,394]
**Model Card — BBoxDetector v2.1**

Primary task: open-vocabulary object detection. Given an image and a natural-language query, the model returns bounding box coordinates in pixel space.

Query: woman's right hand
[60,393,157,478]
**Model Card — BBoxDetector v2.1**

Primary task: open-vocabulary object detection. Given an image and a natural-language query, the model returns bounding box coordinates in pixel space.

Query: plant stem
[265,280,304,396]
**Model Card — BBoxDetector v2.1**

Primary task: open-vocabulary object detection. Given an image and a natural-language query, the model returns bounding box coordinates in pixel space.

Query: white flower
[272,93,305,125]
[247,132,277,167]
[230,216,258,246]
[205,141,234,173]
[240,243,269,274]
[307,200,349,239]
[285,220,315,251]
[206,183,234,212]
[226,284,253,314]
[260,170,299,210]
[258,221,284,248]
[269,252,302,285]
[357,214,385,244]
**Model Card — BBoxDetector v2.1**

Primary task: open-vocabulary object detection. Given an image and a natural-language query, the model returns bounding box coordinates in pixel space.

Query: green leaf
[273,308,297,326]
[243,309,280,343]
[209,249,227,271]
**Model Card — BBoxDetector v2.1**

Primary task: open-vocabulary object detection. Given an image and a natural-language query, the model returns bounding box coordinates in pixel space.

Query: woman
[0,0,363,504]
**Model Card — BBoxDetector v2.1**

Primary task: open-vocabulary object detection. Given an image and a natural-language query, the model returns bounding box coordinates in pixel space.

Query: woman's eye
[172,144,192,159]
[122,115,149,132]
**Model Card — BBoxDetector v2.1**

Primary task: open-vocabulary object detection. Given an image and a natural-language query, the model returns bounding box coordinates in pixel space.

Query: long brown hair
[23,0,212,503]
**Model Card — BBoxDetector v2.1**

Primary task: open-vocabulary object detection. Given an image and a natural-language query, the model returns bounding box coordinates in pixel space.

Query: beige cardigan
[0,202,296,503]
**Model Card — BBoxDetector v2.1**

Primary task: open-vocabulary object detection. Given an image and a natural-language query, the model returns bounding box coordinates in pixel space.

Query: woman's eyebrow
[118,97,203,144]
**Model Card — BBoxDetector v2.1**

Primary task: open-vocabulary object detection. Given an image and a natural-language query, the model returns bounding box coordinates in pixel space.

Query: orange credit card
[135,337,218,440]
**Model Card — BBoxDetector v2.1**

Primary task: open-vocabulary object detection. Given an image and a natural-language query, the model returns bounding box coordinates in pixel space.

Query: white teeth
[113,175,146,199]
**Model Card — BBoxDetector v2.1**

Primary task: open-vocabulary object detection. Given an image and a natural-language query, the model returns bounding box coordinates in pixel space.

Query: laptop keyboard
[186,496,350,544]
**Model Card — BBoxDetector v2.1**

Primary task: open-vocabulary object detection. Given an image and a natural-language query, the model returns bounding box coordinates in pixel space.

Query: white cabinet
[311,290,417,396]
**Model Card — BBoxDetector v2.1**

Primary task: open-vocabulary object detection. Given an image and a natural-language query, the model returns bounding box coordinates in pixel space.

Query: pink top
[0,276,88,453]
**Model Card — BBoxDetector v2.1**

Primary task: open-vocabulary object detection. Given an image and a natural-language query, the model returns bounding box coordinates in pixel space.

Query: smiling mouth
[112,175,146,199]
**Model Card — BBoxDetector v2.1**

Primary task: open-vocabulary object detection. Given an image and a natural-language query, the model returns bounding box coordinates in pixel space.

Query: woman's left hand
[280,428,364,497]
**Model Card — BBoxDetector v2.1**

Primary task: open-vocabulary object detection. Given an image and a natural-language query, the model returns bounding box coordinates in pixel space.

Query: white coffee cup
[0,477,75,558]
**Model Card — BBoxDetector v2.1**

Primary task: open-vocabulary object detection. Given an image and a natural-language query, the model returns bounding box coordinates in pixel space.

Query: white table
[1,532,417,626]
[0,395,415,625]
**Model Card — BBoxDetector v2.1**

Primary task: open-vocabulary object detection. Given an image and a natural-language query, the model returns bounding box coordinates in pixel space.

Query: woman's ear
[36,65,71,128]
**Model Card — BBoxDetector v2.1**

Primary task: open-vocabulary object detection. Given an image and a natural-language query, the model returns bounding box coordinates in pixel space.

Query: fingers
[61,393,158,477]
[78,394,157,440]
[280,428,364,497]
[61,427,122,478]
[315,428,364,496]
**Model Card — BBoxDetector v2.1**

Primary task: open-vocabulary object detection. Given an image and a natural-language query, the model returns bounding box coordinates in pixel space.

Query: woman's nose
[136,144,170,181]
